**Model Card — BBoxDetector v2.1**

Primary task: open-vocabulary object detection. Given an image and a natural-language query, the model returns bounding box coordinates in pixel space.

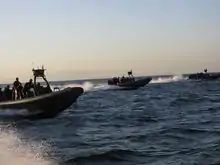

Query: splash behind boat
[0,67,84,119]
[108,70,152,90]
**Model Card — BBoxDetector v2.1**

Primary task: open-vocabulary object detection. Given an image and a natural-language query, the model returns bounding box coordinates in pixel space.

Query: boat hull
[188,73,220,80]
[0,87,84,119]
[109,77,152,90]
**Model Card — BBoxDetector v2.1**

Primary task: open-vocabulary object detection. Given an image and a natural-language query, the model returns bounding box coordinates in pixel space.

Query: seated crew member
[0,88,2,101]
[4,85,12,101]
[23,79,34,98]
[121,76,125,83]
[35,82,47,95]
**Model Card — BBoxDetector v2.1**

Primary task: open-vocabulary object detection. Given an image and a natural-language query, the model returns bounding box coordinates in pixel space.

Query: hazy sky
[0,0,220,82]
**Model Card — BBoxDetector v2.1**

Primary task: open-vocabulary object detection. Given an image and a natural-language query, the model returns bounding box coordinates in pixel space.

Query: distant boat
[188,69,220,81]
[0,67,84,119]
[108,70,152,90]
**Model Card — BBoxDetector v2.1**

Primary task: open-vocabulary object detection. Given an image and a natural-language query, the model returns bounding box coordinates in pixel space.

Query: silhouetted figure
[23,79,34,98]
[113,77,120,84]
[0,88,2,101]
[12,77,23,100]
[121,76,125,83]
[4,85,12,101]
[204,69,208,73]
[35,83,41,95]
[35,82,48,95]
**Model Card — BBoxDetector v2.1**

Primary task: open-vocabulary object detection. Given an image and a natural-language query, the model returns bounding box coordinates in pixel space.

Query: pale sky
[0,0,220,82]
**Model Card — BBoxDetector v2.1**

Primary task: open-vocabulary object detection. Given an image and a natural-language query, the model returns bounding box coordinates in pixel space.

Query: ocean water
[1,75,220,165]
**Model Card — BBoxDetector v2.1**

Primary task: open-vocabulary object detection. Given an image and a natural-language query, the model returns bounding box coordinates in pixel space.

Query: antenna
[31,62,35,68]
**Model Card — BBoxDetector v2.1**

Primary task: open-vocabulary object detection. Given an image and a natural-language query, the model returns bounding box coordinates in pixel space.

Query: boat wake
[0,109,29,117]
[150,75,186,84]
[51,81,111,92]
[0,125,54,165]
[0,108,44,120]
[63,149,141,164]
[49,75,187,93]
[50,82,93,92]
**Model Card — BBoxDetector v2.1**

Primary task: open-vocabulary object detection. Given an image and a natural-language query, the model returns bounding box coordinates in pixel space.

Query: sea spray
[150,75,186,84]
[0,125,55,165]
[47,75,187,93]
[51,81,94,92]
[51,81,111,92]
[79,82,94,91]
[61,81,94,92]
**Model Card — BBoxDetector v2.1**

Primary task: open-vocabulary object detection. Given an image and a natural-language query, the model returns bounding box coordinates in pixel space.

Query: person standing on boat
[12,77,23,100]
[0,88,2,101]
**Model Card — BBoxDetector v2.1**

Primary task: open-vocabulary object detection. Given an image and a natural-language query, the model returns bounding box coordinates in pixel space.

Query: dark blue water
[1,76,220,165]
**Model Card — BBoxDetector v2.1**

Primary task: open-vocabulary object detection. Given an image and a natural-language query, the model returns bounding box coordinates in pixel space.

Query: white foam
[62,81,94,92]
[50,81,94,92]
[51,81,112,92]
[49,75,186,92]
[150,75,186,84]
[0,109,30,117]
[0,126,55,165]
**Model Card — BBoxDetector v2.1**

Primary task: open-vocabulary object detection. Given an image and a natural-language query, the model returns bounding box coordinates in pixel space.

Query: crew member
[13,77,23,100]
[23,79,34,98]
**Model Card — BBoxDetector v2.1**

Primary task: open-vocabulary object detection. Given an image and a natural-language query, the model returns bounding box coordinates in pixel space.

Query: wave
[150,75,187,84]
[49,75,187,93]
[0,109,31,117]
[63,149,140,164]
[50,81,94,92]
[51,81,112,92]
[0,125,54,165]
[0,108,46,121]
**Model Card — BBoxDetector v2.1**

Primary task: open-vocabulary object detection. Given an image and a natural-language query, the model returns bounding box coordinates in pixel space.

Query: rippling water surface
[1,76,220,165]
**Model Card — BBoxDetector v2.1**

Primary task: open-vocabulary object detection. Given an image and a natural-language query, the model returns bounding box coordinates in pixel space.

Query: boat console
[32,66,61,95]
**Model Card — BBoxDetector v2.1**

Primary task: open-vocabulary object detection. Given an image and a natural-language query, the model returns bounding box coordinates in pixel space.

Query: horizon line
[2,71,220,85]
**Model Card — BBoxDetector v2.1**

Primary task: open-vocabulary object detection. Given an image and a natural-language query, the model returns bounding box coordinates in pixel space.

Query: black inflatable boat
[188,69,220,81]
[0,67,84,119]
[108,70,152,90]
